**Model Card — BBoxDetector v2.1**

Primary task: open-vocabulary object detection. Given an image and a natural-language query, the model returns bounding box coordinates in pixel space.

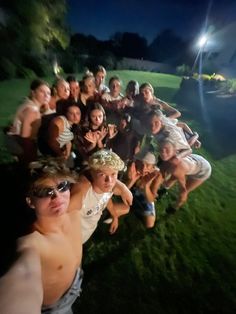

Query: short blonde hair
[88,150,124,171]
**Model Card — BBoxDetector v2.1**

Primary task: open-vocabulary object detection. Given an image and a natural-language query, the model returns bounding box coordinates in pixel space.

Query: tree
[149,29,188,66]
[0,0,69,76]
[111,32,148,59]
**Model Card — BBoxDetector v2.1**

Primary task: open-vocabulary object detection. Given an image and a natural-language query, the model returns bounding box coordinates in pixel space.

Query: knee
[144,216,155,229]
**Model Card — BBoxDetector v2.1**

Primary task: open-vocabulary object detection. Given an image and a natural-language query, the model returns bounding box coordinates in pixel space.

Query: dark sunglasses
[33,181,71,198]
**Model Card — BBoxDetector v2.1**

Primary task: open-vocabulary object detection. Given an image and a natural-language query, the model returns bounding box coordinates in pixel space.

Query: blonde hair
[139,82,154,94]
[88,150,124,171]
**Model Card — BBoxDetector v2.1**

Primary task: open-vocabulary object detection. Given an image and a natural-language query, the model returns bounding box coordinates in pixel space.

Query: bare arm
[20,108,40,138]
[0,247,43,314]
[113,179,133,206]
[124,162,141,189]
[48,117,65,157]
[143,170,162,202]
[106,199,119,234]
[157,98,181,119]
[68,176,90,212]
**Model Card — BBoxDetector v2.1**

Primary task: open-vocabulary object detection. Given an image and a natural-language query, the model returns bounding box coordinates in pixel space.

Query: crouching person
[159,139,212,212]
[18,158,83,314]
[124,152,162,228]
[68,149,132,244]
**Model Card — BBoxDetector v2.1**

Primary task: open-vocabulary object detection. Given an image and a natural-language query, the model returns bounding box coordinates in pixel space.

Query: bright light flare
[198,35,208,48]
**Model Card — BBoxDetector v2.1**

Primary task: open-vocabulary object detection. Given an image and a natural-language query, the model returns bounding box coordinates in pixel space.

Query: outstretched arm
[157,98,181,119]
[0,247,43,314]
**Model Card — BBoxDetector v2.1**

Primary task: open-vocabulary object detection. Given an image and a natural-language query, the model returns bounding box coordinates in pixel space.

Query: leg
[174,178,205,209]
[143,215,156,228]
[185,177,205,193]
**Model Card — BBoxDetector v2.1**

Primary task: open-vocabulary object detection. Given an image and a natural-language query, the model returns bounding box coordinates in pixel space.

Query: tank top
[11,98,40,138]
[56,116,74,148]
[80,185,113,243]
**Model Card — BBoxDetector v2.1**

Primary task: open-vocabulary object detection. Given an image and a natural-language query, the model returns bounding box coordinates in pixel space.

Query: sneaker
[103,218,113,224]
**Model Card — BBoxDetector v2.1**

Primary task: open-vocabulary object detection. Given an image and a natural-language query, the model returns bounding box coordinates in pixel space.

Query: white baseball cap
[136,151,157,165]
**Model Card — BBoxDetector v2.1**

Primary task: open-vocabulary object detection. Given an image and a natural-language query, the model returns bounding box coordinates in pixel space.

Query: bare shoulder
[69,175,91,211]
[22,106,39,120]
[71,174,90,193]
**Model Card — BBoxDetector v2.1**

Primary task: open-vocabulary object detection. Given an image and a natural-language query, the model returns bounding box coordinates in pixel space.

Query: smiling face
[28,177,71,218]
[91,167,118,193]
[159,142,176,161]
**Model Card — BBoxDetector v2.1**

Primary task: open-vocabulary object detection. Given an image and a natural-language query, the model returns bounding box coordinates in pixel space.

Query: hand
[107,124,118,139]
[134,143,141,155]
[120,186,133,206]
[128,162,141,182]
[84,131,98,144]
[142,170,159,185]
[116,100,126,109]
[194,140,201,149]
[109,216,119,234]
[96,126,108,141]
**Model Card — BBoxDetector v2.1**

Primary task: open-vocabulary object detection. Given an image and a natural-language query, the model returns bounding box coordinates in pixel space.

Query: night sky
[67,0,236,43]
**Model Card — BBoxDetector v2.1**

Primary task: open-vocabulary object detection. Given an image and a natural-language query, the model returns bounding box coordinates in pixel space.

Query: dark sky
[67,0,236,43]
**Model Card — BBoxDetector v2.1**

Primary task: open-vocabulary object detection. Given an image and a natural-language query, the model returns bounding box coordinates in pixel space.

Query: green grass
[0,71,236,313]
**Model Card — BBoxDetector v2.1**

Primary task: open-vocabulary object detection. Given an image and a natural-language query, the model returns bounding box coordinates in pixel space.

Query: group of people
[1,64,212,313]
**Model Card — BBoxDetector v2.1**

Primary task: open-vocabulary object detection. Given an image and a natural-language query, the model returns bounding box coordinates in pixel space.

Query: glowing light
[198,35,208,48]
[53,59,60,76]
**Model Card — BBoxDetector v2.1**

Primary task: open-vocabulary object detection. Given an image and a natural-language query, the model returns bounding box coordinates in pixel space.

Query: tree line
[0,0,193,80]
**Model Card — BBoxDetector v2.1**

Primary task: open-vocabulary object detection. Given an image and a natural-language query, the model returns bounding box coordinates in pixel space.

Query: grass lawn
[0,71,235,313]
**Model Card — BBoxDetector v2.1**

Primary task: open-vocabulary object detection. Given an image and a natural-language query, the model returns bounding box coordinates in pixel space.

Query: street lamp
[197,34,208,49]
[192,33,209,74]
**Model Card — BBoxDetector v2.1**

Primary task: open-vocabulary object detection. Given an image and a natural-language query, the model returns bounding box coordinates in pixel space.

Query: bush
[218,79,236,94]
[22,54,52,77]
[176,64,191,76]
[85,52,118,71]
[0,57,16,80]
[192,73,212,80]
[16,65,36,79]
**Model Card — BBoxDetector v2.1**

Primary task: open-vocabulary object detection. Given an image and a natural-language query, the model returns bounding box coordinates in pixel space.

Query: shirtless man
[18,158,83,314]
[68,149,133,244]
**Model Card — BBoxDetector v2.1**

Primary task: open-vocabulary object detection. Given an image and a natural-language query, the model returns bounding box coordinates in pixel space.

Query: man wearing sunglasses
[17,158,83,314]
[68,149,133,244]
